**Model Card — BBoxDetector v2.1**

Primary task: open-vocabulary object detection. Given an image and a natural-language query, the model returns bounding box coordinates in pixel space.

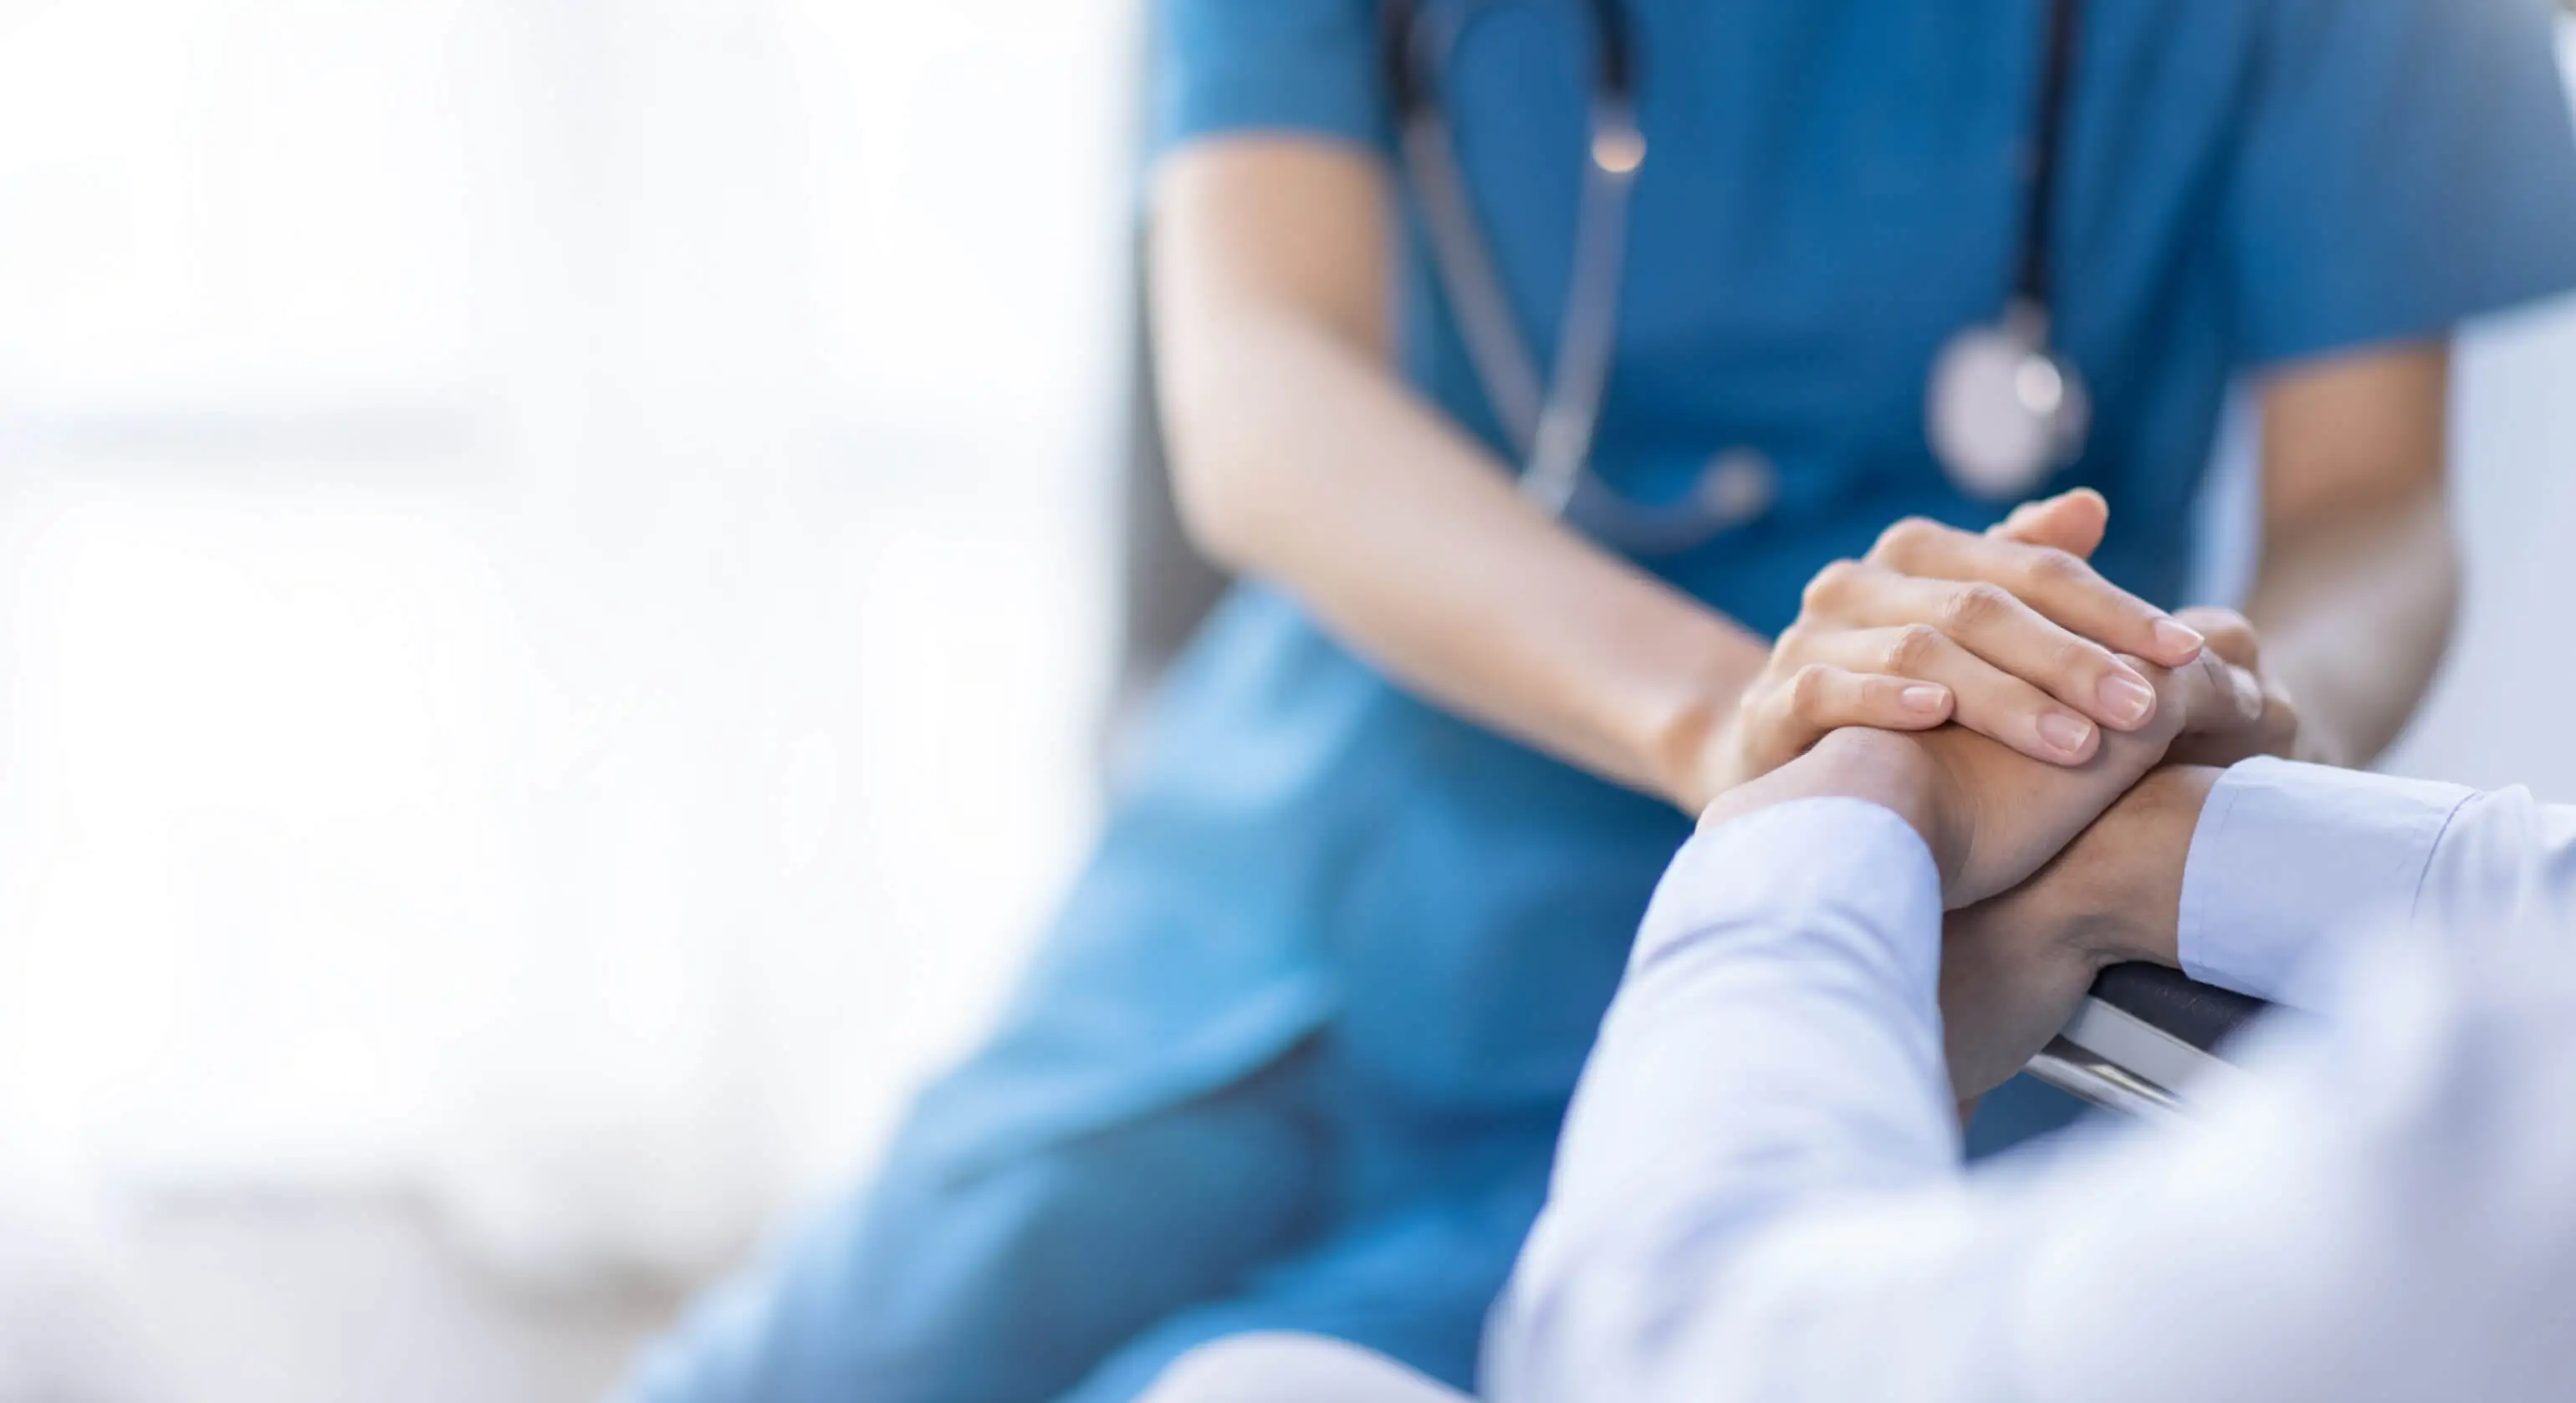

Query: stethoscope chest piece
[1927,302,2091,503]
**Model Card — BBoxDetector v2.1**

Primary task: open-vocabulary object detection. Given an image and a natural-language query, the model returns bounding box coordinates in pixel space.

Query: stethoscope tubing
[1388,0,2086,553]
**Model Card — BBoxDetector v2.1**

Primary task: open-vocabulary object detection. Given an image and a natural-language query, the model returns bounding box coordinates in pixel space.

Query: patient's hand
[2165,605,2300,768]
[1938,766,2221,1098]
[1700,612,2262,1099]
[1903,644,2254,1096]
[1911,632,2255,910]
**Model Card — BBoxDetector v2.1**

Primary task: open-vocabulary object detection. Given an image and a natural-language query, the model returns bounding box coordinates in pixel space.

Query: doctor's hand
[1684,490,2207,809]
[1701,636,2259,907]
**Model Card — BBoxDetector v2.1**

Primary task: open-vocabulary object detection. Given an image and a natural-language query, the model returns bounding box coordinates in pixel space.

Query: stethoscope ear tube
[1393,0,2090,548]
[1397,0,1730,554]
[1400,107,1550,457]
[1521,95,1642,519]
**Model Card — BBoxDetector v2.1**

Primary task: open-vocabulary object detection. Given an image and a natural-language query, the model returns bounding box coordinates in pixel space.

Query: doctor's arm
[1147,138,2207,811]
[2241,340,2458,768]
[1149,137,1764,803]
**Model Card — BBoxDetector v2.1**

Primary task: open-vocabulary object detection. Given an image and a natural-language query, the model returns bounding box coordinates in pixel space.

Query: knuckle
[2209,620,2259,663]
[2048,633,2104,680]
[1885,624,1944,674]
[2020,546,2085,590]
[1801,559,1863,614]
[1786,663,1837,715]
[1870,517,1937,563]
[1941,582,2012,631]
[2180,606,2259,663]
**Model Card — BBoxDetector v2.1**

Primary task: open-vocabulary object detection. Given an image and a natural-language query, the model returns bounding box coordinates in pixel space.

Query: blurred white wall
[0,0,1134,1285]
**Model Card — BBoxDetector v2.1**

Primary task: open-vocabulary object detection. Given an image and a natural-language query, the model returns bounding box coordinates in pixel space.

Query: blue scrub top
[912,0,2576,1176]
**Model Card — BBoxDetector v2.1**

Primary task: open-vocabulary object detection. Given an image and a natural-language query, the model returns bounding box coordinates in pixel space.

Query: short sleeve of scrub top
[2225,0,2576,367]
[1150,0,1391,156]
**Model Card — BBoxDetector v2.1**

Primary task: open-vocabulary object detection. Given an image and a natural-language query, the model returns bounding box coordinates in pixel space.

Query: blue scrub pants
[616,1035,1555,1403]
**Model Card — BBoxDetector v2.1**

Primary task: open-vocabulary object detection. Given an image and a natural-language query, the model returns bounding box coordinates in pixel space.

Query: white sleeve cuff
[2178,758,2476,1004]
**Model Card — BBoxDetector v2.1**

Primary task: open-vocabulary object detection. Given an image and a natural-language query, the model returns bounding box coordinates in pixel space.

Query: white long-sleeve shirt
[1486,758,2576,1403]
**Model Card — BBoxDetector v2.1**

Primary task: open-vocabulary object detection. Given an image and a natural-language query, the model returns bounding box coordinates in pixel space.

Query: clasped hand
[1700,490,2294,1104]
[1683,489,2295,810]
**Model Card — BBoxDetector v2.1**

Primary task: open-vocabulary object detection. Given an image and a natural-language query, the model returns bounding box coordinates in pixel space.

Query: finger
[1868,516,2205,668]
[1989,487,2108,559]
[1753,664,1955,768]
[2156,653,2297,768]
[2229,663,2266,722]
[2146,651,2266,734]
[1812,563,2162,732]
[2172,605,2261,671]
[1812,625,2102,764]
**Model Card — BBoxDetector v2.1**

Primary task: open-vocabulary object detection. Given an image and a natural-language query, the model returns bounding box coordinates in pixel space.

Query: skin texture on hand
[1914,641,2251,911]
[1703,637,2253,910]
[1684,490,2208,810]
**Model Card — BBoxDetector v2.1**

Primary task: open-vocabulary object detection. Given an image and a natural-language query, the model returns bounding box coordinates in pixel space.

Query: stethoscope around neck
[1386,0,2093,557]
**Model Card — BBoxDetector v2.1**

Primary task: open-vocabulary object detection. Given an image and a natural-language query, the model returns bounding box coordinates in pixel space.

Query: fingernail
[2098,673,2156,727]
[1900,685,1949,715]
[2037,712,2094,757]
[2151,618,2205,660]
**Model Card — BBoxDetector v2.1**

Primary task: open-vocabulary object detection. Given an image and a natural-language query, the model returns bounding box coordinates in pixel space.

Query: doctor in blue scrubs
[621,2,2576,1400]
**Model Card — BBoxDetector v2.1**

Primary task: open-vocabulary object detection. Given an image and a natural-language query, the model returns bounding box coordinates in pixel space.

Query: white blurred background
[0,1,1130,1396]
[0,4,2568,1400]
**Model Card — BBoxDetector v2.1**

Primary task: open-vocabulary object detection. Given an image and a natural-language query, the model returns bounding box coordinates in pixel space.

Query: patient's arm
[1933,763,2221,1098]
[1490,752,2576,1403]
[1955,755,2552,1028]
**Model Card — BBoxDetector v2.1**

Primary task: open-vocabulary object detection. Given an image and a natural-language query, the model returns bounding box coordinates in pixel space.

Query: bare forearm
[1152,144,1766,807]
[2245,341,2460,770]
[2244,482,2457,768]
[1164,308,1764,803]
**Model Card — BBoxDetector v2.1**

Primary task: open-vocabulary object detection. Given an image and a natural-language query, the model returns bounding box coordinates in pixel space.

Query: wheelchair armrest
[2024,963,2273,1119]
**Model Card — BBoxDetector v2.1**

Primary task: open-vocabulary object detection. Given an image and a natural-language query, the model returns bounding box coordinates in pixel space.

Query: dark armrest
[2024,963,2275,1120]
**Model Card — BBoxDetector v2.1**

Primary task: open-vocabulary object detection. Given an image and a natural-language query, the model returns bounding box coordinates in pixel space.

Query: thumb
[1990,487,2108,559]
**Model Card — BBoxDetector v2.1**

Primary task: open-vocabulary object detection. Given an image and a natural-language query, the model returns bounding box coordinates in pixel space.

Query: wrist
[2037,765,2221,969]
[1641,635,1766,812]
[1698,727,1947,862]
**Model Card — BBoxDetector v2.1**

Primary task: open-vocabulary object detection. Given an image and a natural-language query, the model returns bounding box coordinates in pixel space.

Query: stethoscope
[1387,0,2093,555]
